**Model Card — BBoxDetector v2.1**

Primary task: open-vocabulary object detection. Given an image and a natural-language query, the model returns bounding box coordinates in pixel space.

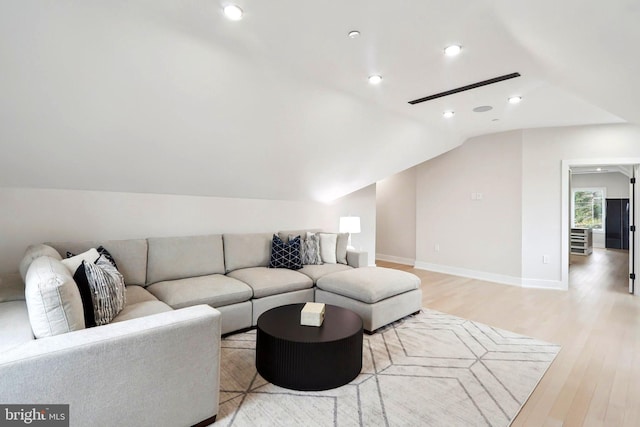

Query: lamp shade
[339,216,361,234]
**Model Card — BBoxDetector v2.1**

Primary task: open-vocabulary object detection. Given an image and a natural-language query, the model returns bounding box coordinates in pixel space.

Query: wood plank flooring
[377,248,639,426]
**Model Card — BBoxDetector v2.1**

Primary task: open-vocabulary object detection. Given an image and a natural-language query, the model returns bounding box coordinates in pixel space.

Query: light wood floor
[378,248,639,426]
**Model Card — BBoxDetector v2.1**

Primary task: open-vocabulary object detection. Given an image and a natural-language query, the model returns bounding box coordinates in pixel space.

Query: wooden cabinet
[571,228,593,255]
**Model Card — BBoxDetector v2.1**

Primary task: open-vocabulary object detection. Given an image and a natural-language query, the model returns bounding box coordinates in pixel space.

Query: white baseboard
[414,262,522,287]
[521,278,565,290]
[375,253,415,266]
[414,261,565,290]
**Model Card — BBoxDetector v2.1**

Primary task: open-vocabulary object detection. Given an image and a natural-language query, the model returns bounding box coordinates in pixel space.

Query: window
[572,187,605,230]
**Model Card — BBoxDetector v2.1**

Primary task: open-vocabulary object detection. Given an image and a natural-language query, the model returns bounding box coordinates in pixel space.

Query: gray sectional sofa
[41,231,367,335]
[0,230,369,427]
[0,229,421,426]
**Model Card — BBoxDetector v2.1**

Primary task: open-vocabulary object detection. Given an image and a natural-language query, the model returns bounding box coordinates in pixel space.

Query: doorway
[561,159,640,294]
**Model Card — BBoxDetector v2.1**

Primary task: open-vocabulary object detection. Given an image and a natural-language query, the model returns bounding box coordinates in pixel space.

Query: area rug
[216,309,560,426]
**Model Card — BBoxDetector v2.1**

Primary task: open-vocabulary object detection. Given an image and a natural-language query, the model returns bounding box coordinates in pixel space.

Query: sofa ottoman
[315,267,422,332]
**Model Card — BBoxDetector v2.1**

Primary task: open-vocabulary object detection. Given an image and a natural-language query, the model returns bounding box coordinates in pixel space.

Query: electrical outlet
[543,255,549,264]
[476,192,483,200]
[434,244,440,252]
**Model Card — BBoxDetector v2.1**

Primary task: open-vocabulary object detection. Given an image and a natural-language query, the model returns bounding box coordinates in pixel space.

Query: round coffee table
[256,303,363,391]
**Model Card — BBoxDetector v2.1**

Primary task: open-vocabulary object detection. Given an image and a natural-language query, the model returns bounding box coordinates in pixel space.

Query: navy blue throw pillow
[268,234,303,270]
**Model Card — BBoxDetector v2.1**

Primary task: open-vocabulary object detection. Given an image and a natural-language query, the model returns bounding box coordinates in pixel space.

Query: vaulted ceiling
[0,1,636,201]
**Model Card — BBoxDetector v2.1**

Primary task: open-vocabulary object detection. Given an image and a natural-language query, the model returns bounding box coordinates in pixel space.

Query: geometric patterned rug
[215,309,560,426]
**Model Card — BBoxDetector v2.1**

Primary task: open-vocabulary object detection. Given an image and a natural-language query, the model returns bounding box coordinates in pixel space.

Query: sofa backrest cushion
[19,244,62,281]
[276,229,322,243]
[146,234,225,285]
[47,239,148,286]
[24,256,85,338]
[0,301,34,352]
[223,233,273,273]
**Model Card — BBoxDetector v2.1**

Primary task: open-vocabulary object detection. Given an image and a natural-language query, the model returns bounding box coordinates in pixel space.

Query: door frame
[561,158,640,293]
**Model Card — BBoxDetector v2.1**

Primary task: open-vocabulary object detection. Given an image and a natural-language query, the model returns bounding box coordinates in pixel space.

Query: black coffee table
[256,303,363,391]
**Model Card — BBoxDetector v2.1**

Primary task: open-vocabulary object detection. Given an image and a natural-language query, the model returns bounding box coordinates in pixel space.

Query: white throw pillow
[319,233,338,264]
[25,256,86,338]
[61,248,100,274]
[19,244,62,281]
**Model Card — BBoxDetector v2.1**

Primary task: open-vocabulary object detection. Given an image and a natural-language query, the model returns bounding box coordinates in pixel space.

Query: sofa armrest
[346,249,368,268]
[0,305,221,427]
[0,272,25,303]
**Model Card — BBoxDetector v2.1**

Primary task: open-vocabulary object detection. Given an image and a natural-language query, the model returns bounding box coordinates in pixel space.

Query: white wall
[376,168,416,265]
[0,186,377,274]
[415,131,523,284]
[571,172,629,248]
[571,172,630,199]
[522,124,640,287]
[411,123,640,289]
[327,184,377,266]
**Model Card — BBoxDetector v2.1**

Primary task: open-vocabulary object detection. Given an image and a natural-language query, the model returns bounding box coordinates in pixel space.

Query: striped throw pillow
[82,255,126,326]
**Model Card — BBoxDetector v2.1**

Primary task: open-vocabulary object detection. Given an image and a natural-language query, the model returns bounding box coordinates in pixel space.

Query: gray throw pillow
[83,255,126,326]
[336,233,349,264]
[302,233,322,265]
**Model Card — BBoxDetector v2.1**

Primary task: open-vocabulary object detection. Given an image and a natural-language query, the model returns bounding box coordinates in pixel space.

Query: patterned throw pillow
[302,233,322,265]
[69,247,120,327]
[82,255,126,326]
[268,235,303,270]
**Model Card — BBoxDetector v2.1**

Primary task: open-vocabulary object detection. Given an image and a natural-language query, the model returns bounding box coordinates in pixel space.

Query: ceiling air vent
[408,72,521,105]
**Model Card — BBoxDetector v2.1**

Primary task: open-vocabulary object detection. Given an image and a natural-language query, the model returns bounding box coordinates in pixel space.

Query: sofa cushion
[298,263,353,283]
[48,239,148,286]
[0,273,25,303]
[277,229,322,243]
[223,233,273,273]
[24,256,85,338]
[19,244,62,281]
[268,235,302,270]
[0,301,34,352]
[146,234,225,285]
[111,301,173,323]
[147,274,252,309]
[227,267,313,299]
[126,285,158,305]
[316,267,421,304]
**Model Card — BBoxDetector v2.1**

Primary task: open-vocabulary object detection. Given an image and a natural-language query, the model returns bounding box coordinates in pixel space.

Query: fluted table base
[256,303,363,391]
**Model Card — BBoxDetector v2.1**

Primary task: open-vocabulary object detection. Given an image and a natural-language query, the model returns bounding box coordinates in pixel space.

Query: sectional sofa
[0,230,421,426]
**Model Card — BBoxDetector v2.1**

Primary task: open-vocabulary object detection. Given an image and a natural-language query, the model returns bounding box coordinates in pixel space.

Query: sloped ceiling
[0,1,634,201]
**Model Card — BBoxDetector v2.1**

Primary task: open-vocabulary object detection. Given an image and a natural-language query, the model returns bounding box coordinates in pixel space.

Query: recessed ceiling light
[368,75,383,85]
[443,110,455,118]
[596,167,602,172]
[508,96,522,104]
[223,4,243,21]
[348,31,360,38]
[444,45,462,56]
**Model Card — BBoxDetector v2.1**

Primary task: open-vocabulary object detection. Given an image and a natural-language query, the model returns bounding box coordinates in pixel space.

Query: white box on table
[300,302,325,327]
